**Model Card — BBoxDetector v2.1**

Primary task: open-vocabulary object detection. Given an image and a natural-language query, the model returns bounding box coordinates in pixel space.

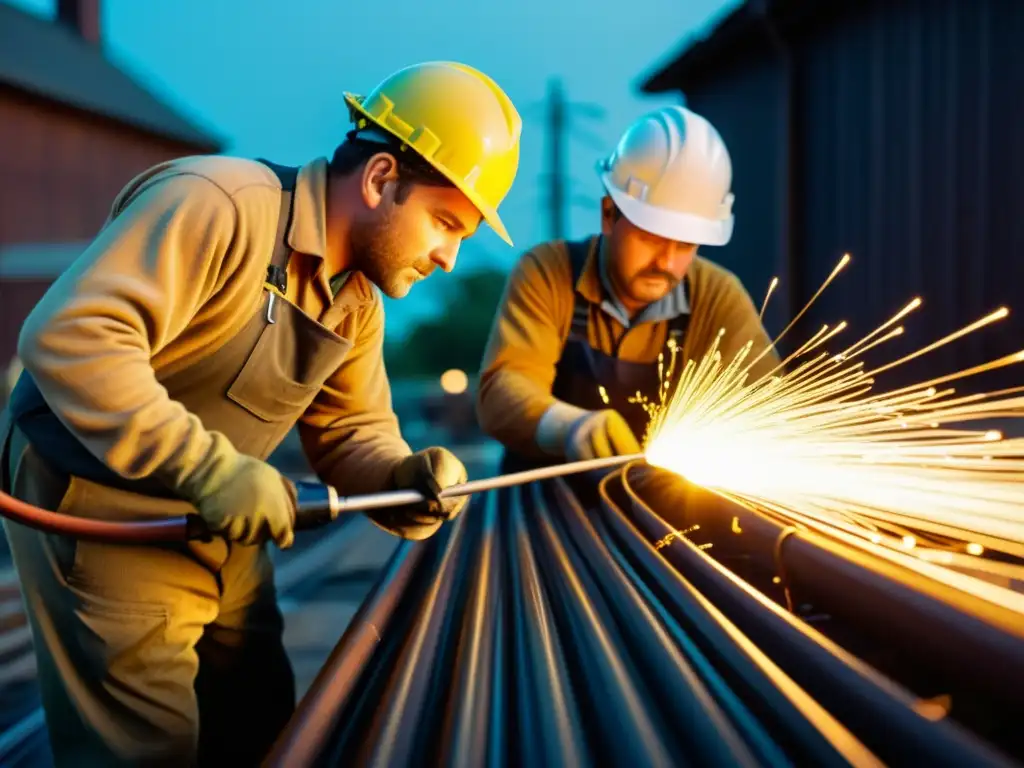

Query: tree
[384,267,509,378]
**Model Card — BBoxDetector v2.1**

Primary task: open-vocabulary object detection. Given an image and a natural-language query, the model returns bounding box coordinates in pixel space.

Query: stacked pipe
[266,463,1024,767]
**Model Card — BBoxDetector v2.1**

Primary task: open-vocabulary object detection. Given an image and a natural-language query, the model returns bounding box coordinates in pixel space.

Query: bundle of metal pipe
[265,464,1024,767]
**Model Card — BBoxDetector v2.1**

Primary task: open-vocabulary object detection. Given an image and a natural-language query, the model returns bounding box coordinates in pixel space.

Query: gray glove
[369,447,469,540]
[179,451,297,549]
[565,409,642,462]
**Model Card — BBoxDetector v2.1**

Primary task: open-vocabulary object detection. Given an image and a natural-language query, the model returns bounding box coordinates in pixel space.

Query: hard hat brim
[345,93,513,246]
[601,172,733,247]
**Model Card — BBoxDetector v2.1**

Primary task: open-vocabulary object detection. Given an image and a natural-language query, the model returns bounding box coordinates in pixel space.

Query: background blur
[0,0,750,466]
[2,0,1021,414]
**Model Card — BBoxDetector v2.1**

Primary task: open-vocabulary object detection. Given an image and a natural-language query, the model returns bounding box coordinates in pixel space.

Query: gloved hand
[564,409,641,462]
[179,451,297,549]
[369,447,469,541]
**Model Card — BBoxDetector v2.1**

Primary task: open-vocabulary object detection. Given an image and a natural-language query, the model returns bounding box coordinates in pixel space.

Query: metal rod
[330,453,645,515]
[0,453,645,544]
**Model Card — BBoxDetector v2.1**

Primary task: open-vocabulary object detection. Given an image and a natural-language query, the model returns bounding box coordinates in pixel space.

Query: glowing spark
[642,252,1024,594]
[759,277,779,320]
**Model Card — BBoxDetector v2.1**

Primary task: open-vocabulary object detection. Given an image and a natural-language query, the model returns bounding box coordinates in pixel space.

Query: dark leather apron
[0,161,355,766]
[500,237,689,473]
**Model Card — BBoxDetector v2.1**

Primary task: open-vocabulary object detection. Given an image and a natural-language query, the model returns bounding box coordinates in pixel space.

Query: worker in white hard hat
[0,62,522,766]
[477,105,780,469]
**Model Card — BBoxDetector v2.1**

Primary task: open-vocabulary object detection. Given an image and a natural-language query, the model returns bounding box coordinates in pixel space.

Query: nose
[654,241,697,274]
[430,242,460,274]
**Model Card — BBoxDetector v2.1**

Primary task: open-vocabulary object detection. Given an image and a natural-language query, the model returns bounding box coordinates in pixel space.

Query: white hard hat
[597,105,734,246]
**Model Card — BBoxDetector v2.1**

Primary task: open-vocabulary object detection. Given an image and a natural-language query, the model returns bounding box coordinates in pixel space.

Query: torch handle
[326,452,645,514]
[0,453,645,544]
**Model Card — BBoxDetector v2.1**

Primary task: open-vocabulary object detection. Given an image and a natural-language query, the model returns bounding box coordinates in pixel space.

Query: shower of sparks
[639,253,1024,586]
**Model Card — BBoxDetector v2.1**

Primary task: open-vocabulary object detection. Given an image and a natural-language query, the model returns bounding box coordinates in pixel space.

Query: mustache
[634,269,678,283]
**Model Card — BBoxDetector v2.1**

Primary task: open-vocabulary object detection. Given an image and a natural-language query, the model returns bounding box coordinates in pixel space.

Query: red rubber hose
[0,489,192,543]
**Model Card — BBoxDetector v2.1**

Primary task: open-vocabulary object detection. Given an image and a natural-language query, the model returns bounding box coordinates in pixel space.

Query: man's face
[601,197,698,311]
[353,168,481,299]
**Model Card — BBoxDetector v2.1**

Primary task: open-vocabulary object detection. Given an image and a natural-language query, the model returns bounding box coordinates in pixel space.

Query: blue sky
[8,0,739,337]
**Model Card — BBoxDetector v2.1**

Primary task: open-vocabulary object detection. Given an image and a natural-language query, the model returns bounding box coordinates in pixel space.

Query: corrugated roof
[0,2,222,150]
[638,0,856,94]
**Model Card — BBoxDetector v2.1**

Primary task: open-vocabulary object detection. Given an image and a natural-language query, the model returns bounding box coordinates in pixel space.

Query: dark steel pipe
[781,528,1024,708]
[627,462,1024,707]
[263,538,427,767]
[436,489,503,767]
[587,510,792,768]
[617,463,1019,767]
[544,478,765,768]
[263,464,1022,767]
[595,471,876,767]
[505,484,590,767]
[524,481,677,768]
[348,508,471,767]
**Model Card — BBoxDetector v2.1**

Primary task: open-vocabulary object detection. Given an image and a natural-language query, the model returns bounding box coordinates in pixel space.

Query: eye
[435,216,456,231]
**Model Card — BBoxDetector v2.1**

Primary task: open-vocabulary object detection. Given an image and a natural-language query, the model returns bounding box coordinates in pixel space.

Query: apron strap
[565,237,592,342]
[560,237,602,382]
[667,281,692,343]
[255,160,299,294]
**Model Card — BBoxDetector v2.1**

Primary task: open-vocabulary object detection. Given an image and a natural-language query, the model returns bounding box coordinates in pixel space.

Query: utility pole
[539,77,606,241]
[546,79,566,241]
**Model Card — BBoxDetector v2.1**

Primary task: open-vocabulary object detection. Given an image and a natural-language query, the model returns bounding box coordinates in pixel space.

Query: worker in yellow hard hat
[0,61,521,766]
[477,105,779,471]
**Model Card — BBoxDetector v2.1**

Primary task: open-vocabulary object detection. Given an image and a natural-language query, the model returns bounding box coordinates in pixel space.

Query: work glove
[565,409,642,462]
[369,447,469,541]
[179,451,298,549]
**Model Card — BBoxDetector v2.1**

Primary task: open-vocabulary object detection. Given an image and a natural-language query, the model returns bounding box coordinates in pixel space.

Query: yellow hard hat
[344,61,522,246]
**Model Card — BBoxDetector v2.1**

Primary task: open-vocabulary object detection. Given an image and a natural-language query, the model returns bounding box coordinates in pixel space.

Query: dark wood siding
[646,0,1024,389]
[0,86,207,244]
[0,86,215,371]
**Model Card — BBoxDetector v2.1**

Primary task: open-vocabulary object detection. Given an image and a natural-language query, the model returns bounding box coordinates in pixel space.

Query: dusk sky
[7,0,739,337]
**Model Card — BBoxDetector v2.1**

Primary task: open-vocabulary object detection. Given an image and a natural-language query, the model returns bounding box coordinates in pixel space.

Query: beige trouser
[3,438,295,767]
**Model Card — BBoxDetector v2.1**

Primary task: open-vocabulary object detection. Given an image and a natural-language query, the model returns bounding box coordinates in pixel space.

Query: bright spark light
[641,254,1024,588]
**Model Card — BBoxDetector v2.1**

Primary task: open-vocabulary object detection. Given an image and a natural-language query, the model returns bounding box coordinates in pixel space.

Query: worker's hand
[180,452,297,549]
[565,409,641,461]
[369,447,469,540]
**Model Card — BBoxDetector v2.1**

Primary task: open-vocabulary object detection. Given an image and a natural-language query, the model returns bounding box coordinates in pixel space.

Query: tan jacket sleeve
[686,268,781,386]
[476,246,573,457]
[299,296,412,495]
[16,173,248,493]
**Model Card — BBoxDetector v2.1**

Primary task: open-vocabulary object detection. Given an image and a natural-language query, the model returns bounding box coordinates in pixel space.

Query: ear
[600,195,617,236]
[361,152,399,210]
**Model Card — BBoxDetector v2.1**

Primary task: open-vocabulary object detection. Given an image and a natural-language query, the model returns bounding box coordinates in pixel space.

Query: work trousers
[3,441,295,767]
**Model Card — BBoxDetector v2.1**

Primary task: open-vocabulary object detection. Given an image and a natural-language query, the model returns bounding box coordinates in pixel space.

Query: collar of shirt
[589,235,691,328]
[329,271,352,297]
[285,157,369,310]
[285,156,334,304]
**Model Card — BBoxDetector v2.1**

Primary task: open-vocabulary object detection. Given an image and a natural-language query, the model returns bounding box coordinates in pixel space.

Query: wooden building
[0,0,222,386]
[640,0,1023,389]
